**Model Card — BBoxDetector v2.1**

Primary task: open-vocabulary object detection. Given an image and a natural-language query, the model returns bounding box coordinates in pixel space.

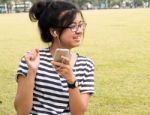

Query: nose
[75,26,83,34]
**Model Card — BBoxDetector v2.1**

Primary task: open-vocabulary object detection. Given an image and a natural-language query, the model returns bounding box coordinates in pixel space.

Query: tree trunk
[24,0,25,12]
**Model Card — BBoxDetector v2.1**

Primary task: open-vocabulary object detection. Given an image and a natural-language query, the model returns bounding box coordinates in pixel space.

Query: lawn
[0,9,150,115]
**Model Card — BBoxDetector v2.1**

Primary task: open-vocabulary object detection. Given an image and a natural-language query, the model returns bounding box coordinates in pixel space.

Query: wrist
[28,68,37,77]
[67,80,79,89]
[67,76,76,84]
[28,68,37,73]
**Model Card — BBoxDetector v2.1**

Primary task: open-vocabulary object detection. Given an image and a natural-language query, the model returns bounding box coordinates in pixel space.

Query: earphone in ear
[53,31,59,38]
[54,31,57,36]
[53,30,61,46]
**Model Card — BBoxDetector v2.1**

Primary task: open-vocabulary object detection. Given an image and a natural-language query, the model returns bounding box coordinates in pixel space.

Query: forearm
[14,69,36,114]
[69,88,86,115]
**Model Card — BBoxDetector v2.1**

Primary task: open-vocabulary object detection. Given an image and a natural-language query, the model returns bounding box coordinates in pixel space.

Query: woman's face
[59,13,86,49]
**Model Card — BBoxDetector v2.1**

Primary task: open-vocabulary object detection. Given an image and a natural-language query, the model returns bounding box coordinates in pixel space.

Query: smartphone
[53,48,70,63]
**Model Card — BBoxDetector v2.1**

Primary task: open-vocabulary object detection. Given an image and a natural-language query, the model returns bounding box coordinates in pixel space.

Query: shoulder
[39,48,50,54]
[38,48,52,61]
[77,54,94,69]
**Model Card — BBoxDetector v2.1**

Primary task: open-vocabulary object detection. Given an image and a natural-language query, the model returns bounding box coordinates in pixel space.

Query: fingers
[34,48,40,59]
[31,49,39,60]
[51,55,74,81]
[61,56,70,64]
[51,61,65,70]
[25,49,39,62]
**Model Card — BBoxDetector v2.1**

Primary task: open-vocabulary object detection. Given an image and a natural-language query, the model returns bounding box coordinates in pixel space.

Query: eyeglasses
[65,22,87,32]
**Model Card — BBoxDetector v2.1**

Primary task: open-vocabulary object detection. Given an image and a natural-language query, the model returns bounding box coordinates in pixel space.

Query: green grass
[0,9,150,115]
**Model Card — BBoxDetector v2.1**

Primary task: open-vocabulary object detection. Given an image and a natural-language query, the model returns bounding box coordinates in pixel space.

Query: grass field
[0,9,150,115]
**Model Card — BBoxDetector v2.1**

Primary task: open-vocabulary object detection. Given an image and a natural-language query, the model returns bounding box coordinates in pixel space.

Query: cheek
[60,32,72,41]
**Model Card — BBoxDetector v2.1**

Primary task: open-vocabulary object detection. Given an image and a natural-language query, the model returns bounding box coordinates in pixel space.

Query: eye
[68,24,76,28]
[78,23,82,27]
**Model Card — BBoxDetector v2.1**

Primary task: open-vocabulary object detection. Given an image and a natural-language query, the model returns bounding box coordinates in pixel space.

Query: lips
[73,36,81,42]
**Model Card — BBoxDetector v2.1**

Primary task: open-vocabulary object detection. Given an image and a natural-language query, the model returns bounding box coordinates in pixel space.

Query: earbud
[53,30,61,47]
[54,31,57,36]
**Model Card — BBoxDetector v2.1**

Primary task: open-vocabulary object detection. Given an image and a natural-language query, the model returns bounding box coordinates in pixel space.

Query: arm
[69,87,90,115]
[14,49,40,115]
[67,76,90,115]
[68,59,95,115]
[52,56,92,115]
[14,70,36,115]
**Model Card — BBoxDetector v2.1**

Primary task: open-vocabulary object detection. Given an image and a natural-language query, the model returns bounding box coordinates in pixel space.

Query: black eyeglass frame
[66,21,87,32]
[53,21,87,33]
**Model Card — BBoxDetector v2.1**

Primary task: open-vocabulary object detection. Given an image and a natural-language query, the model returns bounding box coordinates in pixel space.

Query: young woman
[14,0,94,115]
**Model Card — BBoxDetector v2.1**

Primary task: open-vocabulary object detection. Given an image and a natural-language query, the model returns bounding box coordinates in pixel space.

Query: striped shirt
[16,48,95,115]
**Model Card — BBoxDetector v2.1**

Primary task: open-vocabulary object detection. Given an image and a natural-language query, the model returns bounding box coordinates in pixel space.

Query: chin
[64,42,81,49]
[68,44,80,49]
[74,42,81,46]
[73,45,80,48]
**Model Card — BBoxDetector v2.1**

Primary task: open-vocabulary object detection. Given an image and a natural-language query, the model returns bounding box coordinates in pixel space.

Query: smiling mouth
[73,36,81,41]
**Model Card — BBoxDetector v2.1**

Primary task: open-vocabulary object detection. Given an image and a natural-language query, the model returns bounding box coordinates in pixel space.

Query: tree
[133,0,143,7]
[143,0,150,7]
[0,0,10,4]
[110,0,122,6]
[0,0,12,13]
[69,0,97,8]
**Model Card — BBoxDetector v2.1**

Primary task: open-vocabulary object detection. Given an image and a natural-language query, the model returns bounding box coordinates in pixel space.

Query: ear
[54,31,57,35]
[49,28,58,38]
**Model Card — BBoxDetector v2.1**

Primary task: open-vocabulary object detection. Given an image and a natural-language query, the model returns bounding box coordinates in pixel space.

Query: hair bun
[29,0,53,22]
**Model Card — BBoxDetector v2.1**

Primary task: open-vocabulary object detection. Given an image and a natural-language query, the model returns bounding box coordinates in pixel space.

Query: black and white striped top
[16,48,95,115]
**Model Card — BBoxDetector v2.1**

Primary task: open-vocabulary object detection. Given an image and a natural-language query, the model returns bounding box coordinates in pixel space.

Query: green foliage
[110,0,121,6]
[71,0,98,7]
[133,0,143,6]
[0,0,150,8]
[0,0,10,3]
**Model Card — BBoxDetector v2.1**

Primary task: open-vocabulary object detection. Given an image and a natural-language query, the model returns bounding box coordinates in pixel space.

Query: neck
[49,44,58,56]
[49,42,71,57]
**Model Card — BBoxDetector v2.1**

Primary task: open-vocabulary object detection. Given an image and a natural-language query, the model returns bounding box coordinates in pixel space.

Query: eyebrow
[70,21,84,25]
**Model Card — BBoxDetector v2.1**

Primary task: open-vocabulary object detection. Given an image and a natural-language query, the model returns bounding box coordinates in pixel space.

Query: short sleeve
[80,59,95,95]
[16,56,28,81]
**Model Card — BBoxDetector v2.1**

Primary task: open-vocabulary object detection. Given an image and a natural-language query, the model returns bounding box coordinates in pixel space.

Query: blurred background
[0,0,150,13]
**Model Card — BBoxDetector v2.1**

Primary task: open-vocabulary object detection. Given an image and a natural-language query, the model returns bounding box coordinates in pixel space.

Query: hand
[24,49,40,71]
[51,56,76,84]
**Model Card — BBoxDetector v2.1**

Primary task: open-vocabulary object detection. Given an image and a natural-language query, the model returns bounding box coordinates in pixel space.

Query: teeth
[73,36,81,40]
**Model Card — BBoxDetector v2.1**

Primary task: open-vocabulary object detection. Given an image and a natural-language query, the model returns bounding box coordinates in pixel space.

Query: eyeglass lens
[69,22,87,32]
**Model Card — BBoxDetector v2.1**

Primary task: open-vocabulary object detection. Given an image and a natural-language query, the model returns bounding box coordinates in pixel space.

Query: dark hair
[29,0,84,43]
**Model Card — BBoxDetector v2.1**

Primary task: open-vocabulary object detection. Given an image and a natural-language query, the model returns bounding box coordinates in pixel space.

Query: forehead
[72,13,82,23]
